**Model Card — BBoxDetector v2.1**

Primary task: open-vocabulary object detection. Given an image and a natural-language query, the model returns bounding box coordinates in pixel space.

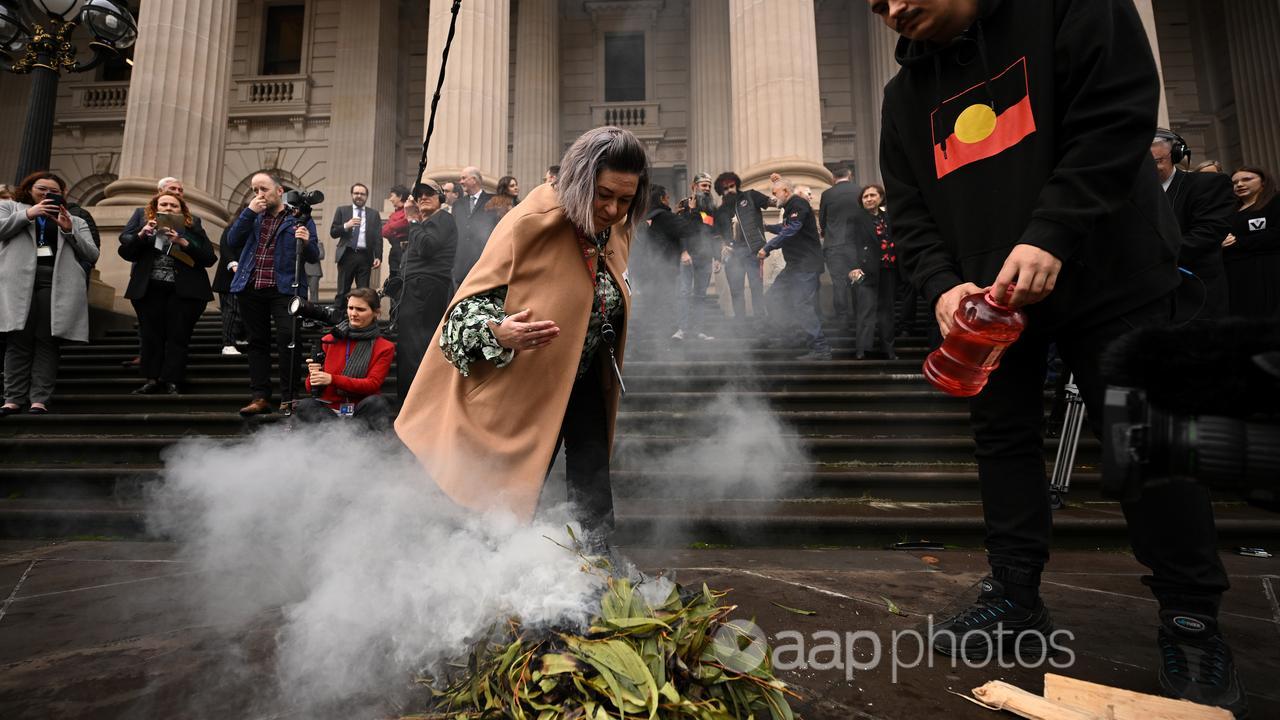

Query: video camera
[1100,317,1280,510]
[288,296,341,326]
[283,189,324,221]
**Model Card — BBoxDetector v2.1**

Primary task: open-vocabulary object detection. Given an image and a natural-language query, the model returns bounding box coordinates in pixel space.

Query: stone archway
[226,168,305,215]
[69,173,118,207]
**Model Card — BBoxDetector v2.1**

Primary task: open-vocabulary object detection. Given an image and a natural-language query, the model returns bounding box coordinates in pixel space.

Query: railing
[591,102,661,130]
[230,75,310,117]
[60,81,130,123]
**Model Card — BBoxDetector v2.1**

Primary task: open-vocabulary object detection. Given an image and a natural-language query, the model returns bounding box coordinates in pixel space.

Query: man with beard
[672,173,720,341]
[872,1,1241,714]
[226,172,319,415]
[714,171,773,330]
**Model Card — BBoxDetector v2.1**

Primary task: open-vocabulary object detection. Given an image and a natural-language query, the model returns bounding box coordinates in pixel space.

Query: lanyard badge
[576,229,626,395]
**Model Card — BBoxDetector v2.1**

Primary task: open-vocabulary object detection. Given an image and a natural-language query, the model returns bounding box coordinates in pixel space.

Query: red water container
[923,291,1027,397]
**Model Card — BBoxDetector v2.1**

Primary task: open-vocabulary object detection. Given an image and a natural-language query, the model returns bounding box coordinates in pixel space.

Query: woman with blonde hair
[118,192,216,394]
[396,127,649,543]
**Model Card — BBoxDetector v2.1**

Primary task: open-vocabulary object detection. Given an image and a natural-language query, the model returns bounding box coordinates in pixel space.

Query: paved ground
[1,539,1276,719]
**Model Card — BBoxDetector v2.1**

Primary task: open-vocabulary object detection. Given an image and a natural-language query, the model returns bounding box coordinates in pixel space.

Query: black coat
[882,0,1182,329]
[818,181,864,250]
[451,191,494,284]
[211,224,238,294]
[850,210,888,279]
[119,217,216,302]
[1165,169,1235,317]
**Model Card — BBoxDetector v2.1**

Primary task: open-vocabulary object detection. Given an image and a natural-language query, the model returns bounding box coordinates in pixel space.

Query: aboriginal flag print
[931,57,1036,179]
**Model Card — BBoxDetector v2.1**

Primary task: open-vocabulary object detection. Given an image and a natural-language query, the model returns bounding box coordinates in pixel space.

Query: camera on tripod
[288,296,341,326]
[283,189,324,220]
[1100,318,1280,510]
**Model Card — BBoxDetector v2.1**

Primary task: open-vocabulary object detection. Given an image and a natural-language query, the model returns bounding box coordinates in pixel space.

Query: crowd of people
[0,144,1274,422]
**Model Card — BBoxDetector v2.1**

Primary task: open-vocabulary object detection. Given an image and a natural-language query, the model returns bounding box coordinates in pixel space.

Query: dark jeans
[766,267,829,352]
[335,247,373,309]
[131,281,206,384]
[824,245,857,319]
[676,256,714,334]
[548,366,614,535]
[3,265,59,405]
[723,245,764,319]
[236,286,302,401]
[293,395,393,432]
[972,294,1229,615]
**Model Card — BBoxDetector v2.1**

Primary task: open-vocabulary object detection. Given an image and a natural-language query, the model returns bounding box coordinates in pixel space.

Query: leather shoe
[239,397,273,416]
[132,381,163,395]
[0,405,21,417]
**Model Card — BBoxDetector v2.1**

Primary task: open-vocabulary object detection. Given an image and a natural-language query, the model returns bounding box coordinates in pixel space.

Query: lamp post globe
[31,0,86,23]
[82,0,135,48]
[0,3,30,53]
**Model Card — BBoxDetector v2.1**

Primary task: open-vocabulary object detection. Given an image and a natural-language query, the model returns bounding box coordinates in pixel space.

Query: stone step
[1,496,1273,546]
[0,433,1099,466]
[0,409,978,436]
[21,389,986,412]
[2,463,1106,504]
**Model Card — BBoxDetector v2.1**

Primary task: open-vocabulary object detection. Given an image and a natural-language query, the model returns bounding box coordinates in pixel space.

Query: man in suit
[450,166,492,288]
[1150,130,1236,319]
[817,167,862,322]
[329,182,383,311]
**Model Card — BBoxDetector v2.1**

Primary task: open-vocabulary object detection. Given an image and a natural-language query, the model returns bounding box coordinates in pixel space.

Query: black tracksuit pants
[972,293,1228,615]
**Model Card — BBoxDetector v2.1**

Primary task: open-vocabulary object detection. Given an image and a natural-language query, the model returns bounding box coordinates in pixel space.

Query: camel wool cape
[394,183,631,520]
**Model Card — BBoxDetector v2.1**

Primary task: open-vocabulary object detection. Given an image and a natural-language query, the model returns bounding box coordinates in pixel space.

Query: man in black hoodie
[873,1,1242,715]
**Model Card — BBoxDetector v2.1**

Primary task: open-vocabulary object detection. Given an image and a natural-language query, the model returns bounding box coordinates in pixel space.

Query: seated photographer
[119,192,216,395]
[294,287,395,430]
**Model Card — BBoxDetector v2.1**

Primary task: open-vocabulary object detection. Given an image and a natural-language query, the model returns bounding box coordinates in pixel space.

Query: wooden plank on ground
[969,680,1098,720]
[1043,673,1233,720]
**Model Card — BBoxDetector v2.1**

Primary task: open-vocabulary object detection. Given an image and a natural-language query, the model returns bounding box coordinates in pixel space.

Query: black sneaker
[1157,610,1249,718]
[930,577,1054,660]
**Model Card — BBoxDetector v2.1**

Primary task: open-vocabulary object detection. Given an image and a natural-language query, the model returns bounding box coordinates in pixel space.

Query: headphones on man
[1155,128,1191,166]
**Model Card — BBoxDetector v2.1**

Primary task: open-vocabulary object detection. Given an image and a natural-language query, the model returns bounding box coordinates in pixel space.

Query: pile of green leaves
[406,570,797,720]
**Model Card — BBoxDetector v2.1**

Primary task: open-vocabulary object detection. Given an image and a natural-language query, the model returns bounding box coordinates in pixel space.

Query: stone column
[422,0,511,190]
[98,0,235,221]
[323,0,399,292]
[862,18,898,184]
[511,0,560,193]
[1223,1,1280,174]
[1133,0,1171,129]
[94,0,236,315]
[728,0,830,190]
[689,0,733,178]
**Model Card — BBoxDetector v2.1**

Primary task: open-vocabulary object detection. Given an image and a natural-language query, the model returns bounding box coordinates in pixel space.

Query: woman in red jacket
[295,287,395,430]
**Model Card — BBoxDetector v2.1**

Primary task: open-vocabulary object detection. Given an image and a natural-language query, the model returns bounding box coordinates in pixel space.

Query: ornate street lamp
[1,0,137,184]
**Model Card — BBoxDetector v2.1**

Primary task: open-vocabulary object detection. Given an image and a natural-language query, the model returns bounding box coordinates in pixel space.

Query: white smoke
[147,424,603,710]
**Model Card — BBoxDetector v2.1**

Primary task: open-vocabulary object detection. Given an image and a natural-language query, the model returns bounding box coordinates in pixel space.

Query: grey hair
[556,126,650,234]
[772,177,795,192]
[461,166,482,182]
[157,176,180,190]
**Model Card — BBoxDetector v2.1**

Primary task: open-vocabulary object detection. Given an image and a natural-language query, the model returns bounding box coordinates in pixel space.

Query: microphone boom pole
[415,0,464,191]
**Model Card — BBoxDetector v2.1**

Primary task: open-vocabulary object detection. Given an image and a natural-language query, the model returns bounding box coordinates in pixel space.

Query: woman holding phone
[0,172,99,415]
[118,192,216,395]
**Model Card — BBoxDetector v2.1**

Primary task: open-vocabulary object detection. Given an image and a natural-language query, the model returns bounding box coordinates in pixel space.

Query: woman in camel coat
[396,127,650,539]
